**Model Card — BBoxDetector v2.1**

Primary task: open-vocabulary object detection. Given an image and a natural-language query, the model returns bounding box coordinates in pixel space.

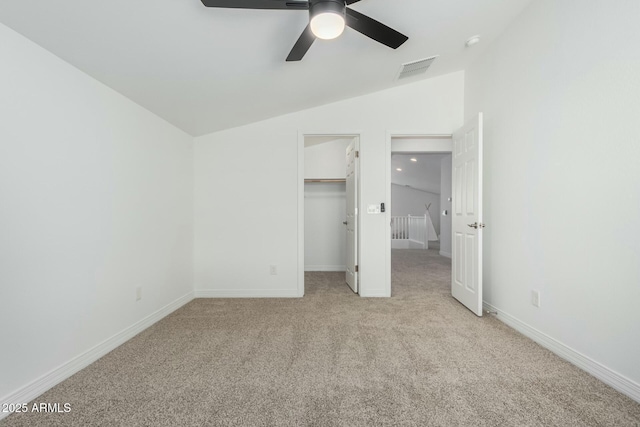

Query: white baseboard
[391,240,410,249]
[483,302,640,404]
[359,291,391,298]
[408,240,426,249]
[304,265,346,272]
[439,250,452,258]
[195,289,301,298]
[0,291,195,420]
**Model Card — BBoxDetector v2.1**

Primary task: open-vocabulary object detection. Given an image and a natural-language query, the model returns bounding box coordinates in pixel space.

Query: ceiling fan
[200,0,409,61]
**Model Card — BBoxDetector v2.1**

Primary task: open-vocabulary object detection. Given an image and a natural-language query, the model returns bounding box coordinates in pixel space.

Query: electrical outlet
[531,290,540,308]
[136,286,142,302]
[269,265,277,275]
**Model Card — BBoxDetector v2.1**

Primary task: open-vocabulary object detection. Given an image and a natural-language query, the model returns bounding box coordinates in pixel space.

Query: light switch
[367,204,381,214]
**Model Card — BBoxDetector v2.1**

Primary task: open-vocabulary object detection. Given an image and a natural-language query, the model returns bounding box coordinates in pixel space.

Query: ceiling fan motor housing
[309,0,346,20]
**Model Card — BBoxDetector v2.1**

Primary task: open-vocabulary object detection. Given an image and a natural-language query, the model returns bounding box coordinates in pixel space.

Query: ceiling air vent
[396,56,438,80]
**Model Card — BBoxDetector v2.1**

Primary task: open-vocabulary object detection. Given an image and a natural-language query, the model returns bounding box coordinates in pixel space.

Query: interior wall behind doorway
[439,155,452,257]
[391,184,441,234]
[390,151,453,242]
[305,183,346,271]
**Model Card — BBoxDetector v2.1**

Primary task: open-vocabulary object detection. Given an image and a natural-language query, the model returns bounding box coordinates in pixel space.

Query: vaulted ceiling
[392,153,449,194]
[0,0,530,136]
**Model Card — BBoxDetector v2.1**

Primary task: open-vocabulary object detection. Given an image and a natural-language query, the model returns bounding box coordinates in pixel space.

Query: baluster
[407,215,410,240]
[392,217,396,239]
[403,216,407,239]
[395,217,398,239]
[424,214,428,246]
[406,216,409,239]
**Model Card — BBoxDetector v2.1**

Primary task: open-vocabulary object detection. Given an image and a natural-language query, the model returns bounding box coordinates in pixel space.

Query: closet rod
[304,179,346,183]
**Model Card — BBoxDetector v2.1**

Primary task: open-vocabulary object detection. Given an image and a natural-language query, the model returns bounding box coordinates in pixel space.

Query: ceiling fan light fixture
[310,13,345,39]
[309,1,346,40]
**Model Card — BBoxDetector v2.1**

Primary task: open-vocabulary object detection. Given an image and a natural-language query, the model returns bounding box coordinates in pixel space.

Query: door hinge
[355,265,359,273]
[355,151,359,158]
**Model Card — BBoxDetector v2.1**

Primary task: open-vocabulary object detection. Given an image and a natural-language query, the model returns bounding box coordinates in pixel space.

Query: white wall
[439,155,452,257]
[304,137,350,179]
[391,137,452,153]
[304,183,346,271]
[194,71,464,297]
[465,0,640,395]
[391,185,440,235]
[391,153,445,194]
[0,23,194,405]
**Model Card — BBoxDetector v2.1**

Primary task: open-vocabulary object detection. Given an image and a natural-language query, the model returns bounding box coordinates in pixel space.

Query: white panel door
[345,139,358,293]
[452,113,484,316]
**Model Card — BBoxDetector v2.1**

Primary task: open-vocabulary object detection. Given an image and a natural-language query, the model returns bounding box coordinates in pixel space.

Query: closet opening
[299,134,360,297]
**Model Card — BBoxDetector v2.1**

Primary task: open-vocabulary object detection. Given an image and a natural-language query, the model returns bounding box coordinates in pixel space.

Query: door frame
[384,132,453,297]
[298,131,362,297]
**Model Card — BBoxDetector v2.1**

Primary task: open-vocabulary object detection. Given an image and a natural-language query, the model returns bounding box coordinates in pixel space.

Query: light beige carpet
[3,249,640,426]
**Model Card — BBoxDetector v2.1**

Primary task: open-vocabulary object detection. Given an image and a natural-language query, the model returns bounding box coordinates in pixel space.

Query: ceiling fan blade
[286,24,316,61]
[345,8,408,49]
[345,0,362,4]
[201,0,308,10]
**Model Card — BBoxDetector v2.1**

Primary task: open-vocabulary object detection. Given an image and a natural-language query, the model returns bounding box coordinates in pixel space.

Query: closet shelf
[304,179,346,183]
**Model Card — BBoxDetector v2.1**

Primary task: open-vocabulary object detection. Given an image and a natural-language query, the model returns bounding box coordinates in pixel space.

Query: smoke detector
[466,35,481,47]
[396,56,438,80]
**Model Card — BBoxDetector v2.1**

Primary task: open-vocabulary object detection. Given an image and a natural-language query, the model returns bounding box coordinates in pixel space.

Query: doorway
[298,133,360,297]
[385,134,453,296]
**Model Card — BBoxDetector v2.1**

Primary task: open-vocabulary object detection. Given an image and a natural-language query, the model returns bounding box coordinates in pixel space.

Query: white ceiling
[391,153,449,194]
[0,0,531,136]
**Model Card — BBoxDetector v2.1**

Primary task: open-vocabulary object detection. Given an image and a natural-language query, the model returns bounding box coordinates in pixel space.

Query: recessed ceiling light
[396,168,402,171]
[410,158,417,162]
[466,35,481,47]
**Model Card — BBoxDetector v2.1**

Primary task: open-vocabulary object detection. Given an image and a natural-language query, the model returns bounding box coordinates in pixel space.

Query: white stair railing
[391,215,428,249]
[391,215,409,239]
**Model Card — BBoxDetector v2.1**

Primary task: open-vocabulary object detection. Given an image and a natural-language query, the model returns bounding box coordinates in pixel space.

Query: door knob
[343,221,348,225]
[467,222,486,229]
